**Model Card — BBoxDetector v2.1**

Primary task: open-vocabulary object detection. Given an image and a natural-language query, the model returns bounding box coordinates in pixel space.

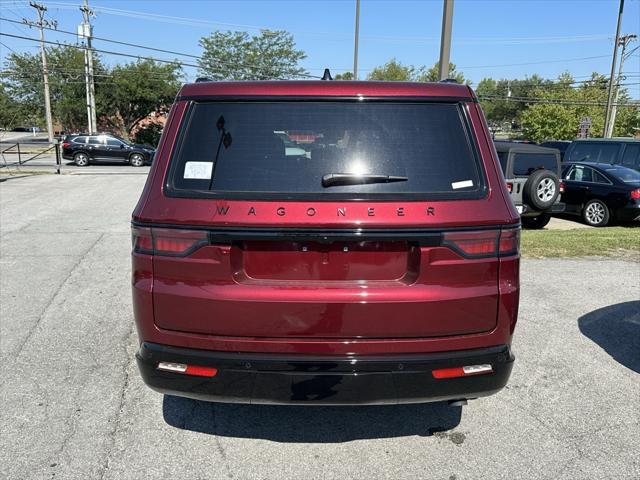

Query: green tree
[198,30,307,80]
[2,45,109,131]
[521,73,638,141]
[334,71,354,80]
[367,59,466,83]
[367,58,415,81]
[101,59,182,138]
[477,74,554,127]
[415,62,466,84]
[0,83,25,129]
[133,122,164,147]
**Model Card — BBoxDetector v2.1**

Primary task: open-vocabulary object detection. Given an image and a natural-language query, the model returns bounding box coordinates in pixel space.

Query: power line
[478,95,639,107]
[1,16,201,59]
[460,54,613,69]
[0,1,616,46]
[1,17,628,76]
[1,41,16,52]
[0,31,199,67]
[0,30,321,79]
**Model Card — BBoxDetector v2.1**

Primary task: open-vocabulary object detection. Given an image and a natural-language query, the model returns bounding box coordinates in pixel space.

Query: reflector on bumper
[432,364,493,379]
[157,362,218,378]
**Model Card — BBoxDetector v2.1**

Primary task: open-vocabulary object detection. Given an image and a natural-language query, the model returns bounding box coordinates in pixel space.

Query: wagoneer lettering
[132,80,520,405]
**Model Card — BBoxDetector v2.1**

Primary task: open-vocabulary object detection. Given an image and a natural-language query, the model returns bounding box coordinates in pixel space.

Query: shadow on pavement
[578,301,640,374]
[163,397,462,442]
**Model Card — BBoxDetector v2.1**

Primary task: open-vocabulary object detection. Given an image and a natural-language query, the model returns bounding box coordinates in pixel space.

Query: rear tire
[130,153,145,167]
[523,170,560,210]
[522,213,551,229]
[582,199,610,227]
[73,152,89,167]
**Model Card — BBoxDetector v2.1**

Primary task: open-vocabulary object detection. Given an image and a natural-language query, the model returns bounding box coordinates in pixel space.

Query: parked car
[61,133,155,167]
[540,140,571,161]
[494,141,565,229]
[564,138,640,171]
[132,80,521,406]
[560,162,640,226]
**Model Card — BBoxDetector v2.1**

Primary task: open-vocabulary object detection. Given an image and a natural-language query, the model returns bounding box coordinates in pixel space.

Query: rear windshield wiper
[322,173,409,188]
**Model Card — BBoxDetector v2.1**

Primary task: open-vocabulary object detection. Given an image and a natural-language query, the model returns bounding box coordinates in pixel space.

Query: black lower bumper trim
[136,343,515,405]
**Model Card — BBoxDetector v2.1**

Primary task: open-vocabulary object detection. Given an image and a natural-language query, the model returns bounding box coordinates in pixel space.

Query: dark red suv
[132,80,520,405]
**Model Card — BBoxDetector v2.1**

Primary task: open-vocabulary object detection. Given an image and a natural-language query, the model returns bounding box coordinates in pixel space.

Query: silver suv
[495,142,565,229]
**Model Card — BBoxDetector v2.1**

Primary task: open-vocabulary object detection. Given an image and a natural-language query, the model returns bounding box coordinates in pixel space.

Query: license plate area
[236,240,418,282]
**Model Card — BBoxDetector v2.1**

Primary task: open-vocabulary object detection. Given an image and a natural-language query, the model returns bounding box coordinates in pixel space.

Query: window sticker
[451,180,473,189]
[184,162,213,180]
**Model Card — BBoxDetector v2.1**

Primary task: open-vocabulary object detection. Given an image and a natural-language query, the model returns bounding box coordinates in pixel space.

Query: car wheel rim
[76,154,87,166]
[537,178,555,202]
[131,155,143,166]
[586,203,605,224]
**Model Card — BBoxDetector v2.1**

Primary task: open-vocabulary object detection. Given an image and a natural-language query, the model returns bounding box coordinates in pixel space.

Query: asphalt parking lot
[1,173,638,480]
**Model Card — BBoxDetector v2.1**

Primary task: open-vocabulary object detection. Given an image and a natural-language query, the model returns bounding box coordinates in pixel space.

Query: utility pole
[603,0,624,138]
[437,0,454,81]
[352,0,360,80]
[79,0,97,134]
[24,2,56,143]
[606,34,637,138]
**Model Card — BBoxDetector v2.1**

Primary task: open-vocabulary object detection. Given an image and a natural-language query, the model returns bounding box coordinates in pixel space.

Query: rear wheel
[130,153,145,167]
[522,213,551,229]
[583,199,610,227]
[73,152,89,167]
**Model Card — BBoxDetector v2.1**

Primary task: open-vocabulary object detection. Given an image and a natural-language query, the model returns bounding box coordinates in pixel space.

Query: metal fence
[1,142,62,174]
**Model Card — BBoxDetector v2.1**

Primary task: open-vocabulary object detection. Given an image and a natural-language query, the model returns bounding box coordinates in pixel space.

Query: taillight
[152,228,209,255]
[631,189,640,200]
[62,141,71,149]
[442,230,499,257]
[131,225,153,254]
[131,226,208,256]
[498,228,520,256]
[559,181,565,194]
[506,182,513,193]
[442,228,520,258]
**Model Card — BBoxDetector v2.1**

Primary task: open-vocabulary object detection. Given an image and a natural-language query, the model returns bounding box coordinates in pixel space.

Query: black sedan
[561,162,640,226]
[62,134,155,167]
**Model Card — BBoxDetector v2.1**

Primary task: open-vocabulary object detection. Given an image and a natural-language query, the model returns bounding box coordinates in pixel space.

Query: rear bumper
[136,342,514,405]
[517,202,565,215]
[616,205,640,222]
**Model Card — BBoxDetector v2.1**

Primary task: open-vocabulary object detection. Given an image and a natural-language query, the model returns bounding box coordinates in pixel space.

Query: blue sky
[1,0,639,97]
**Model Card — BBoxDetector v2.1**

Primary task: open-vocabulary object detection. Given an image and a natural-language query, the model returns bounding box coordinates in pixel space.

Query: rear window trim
[163,98,488,202]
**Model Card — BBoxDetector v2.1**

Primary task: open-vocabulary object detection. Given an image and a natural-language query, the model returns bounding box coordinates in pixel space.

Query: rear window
[567,143,620,163]
[497,152,508,174]
[621,144,640,169]
[606,166,640,183]
[512,153,558,176]
[167,101,485,199]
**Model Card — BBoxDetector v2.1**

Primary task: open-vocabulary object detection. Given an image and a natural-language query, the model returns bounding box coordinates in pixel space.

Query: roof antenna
[321,68,333,81]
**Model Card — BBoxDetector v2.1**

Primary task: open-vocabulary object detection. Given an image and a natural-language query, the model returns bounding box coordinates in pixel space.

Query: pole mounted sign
[578,117,592,139]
